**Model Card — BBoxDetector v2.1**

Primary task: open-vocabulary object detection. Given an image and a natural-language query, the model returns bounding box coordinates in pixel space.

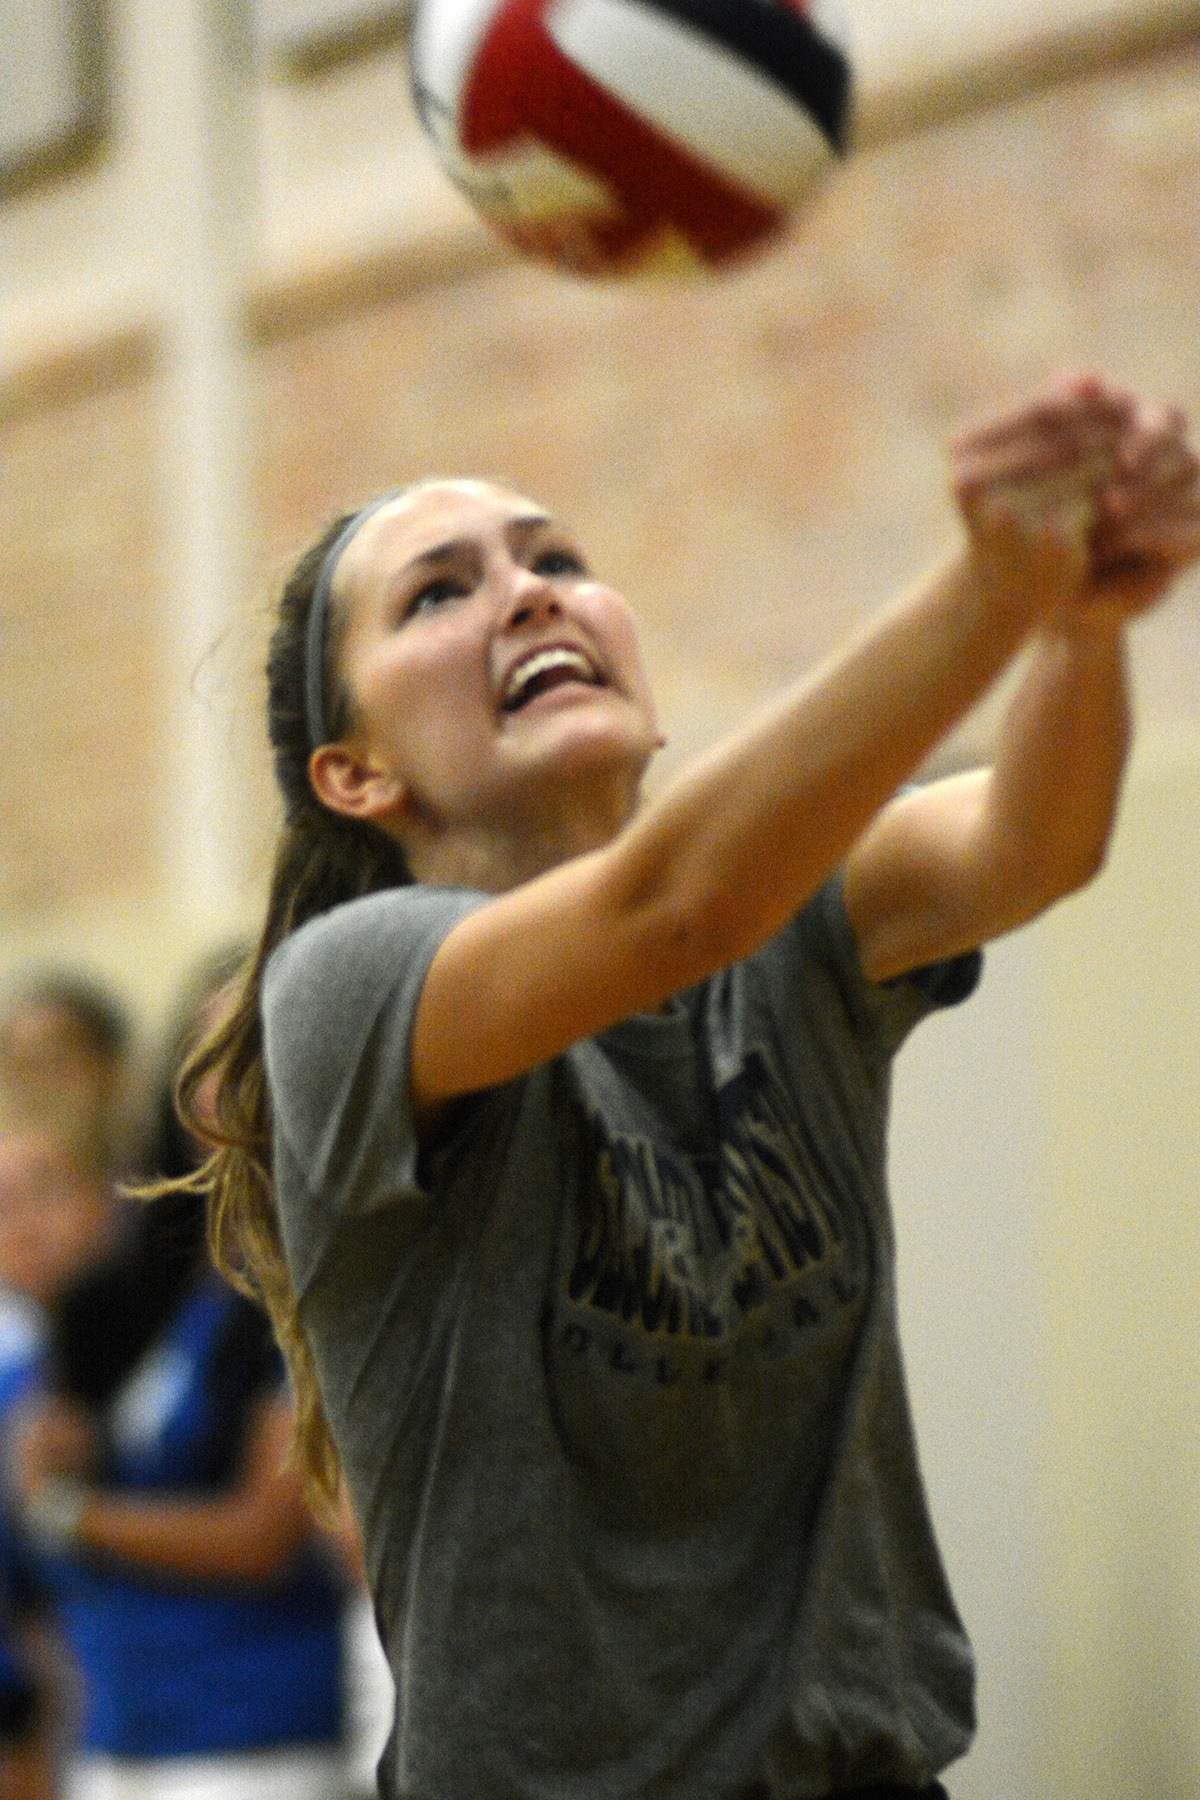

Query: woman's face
[315,480,662,884]
[0,1001,120,1171]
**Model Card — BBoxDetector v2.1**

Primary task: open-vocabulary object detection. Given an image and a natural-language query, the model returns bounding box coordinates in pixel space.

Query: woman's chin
[502,691,657,783]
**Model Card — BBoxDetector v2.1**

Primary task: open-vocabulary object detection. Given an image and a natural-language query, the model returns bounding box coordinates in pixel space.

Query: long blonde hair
[163,511,413,1511]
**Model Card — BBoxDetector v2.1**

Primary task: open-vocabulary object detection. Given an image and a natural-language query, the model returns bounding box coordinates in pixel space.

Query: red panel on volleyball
[459,0,784,273]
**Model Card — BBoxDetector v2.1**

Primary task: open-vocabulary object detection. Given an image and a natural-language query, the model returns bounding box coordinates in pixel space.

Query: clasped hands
[950,370,1200,626]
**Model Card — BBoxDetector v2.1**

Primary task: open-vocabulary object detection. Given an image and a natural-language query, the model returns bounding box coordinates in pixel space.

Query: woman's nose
[503,564,562,628]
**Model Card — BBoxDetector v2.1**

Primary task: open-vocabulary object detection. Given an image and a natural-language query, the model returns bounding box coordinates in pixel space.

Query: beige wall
[1035,737,1200,1796]
[2,6,1200,1792]
[891,735,1200,1800]
[0,358,166,913]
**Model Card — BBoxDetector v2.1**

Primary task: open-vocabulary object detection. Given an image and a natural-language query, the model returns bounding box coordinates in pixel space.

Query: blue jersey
[0,1291,47,1739]
[44,1276,343,1758]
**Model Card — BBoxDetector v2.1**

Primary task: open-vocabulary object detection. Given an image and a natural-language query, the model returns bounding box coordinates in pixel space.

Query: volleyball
[410,0,852,277]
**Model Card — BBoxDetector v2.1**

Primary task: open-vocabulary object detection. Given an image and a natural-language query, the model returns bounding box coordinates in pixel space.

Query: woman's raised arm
[412,375,1198,1112]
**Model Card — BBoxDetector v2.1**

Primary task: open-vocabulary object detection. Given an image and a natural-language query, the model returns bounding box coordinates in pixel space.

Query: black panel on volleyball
[634,0,850,150]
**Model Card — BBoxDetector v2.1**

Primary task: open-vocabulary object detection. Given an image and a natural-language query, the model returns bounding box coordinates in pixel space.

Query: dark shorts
[0,1676,40,1746]
[737,1787,949,1800]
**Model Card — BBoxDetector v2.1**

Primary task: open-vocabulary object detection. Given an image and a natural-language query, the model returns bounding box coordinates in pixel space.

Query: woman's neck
[405,780,640,894]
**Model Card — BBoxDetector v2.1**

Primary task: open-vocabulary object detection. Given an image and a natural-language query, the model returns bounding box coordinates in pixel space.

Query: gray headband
[304,489,407,753]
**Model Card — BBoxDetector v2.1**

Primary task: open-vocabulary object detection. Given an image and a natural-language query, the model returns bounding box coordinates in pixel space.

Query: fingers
[950,373,1134,522]
[954,370,1198,557]
[951,374,1192,508]
[950,373,1198,630]
[1112,399,1189,481]
[1095,412,1200,577]
[1101,411,1198,521]
[953,441,1111,511]
[1085,491,1200,620]
[1098,517,1200,569]
[949,370,1135,457]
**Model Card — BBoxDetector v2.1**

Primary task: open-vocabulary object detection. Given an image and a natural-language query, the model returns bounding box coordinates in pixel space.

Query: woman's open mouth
[500,646,604,712]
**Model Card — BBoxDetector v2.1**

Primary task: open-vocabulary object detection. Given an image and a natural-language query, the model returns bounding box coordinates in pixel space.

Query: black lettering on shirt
[565,1047,866,1357]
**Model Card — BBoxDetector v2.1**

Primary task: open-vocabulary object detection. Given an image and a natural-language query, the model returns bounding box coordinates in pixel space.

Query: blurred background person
[0,1132,125,1800]
[0,979,134,1184]
[0,1258,49,1800]
[5,954,349,1800]
[49,953,243,1431]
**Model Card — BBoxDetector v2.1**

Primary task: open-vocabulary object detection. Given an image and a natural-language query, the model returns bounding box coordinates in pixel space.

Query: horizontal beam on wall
[2,9,1197,394]
[0,321,160,426]
[855,4,1200,149]
[243,220,506,342]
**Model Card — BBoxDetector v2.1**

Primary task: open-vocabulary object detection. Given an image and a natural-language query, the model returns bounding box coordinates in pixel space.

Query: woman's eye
[533,549,587,578]
[407,577,468,617]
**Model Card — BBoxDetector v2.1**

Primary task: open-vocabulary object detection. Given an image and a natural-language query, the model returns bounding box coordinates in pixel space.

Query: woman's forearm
[841,605,1134,983]
[608,545,1047,974]
[978,607,1131,907]
[73,1487,312,1583]
[25,1400,315,1586]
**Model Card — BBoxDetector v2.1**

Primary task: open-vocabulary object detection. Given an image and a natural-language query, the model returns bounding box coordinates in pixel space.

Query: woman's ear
[308,742,408,827]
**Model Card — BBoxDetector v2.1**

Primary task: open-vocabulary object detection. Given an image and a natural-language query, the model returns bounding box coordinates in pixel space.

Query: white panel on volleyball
[410,0,502,119]
[807,0,848,55]
[547,0,831,206]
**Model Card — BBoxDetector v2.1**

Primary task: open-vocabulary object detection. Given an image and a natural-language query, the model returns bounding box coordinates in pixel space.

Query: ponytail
[153,509,412,1511]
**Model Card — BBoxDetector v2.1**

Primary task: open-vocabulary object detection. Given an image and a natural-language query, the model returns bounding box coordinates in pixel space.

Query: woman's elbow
[633,865,776,989]
[1016,826,1116,921]
[607,833,798,998]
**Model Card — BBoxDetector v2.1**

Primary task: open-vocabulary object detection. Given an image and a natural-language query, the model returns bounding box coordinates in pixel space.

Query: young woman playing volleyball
[178,371,1199,1800]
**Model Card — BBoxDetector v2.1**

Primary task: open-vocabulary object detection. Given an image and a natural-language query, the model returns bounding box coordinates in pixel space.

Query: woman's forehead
[342,479,548,588]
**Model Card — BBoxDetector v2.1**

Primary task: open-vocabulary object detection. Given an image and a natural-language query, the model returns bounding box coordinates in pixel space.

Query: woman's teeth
[503,648,598,710]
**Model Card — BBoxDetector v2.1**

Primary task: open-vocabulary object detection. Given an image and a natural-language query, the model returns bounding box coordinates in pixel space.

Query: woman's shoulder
[265,885,486,1013]
[261,884,488,1110]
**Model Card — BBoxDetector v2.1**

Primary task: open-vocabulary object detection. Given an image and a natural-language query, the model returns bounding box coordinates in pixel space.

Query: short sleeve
[262,885,487,1229]
[782,875,983,1056]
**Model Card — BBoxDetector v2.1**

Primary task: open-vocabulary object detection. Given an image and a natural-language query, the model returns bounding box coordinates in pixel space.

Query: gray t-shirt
[263,877,980,1800]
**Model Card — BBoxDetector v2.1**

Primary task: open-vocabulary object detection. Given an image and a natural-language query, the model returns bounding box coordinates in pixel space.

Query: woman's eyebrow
[505,512,555,547]
[402,537,473,573]
[399,514,555,576]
